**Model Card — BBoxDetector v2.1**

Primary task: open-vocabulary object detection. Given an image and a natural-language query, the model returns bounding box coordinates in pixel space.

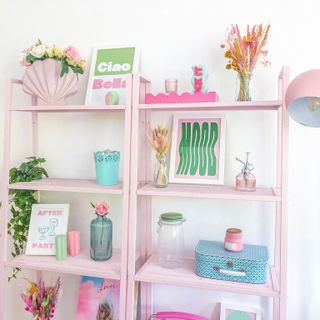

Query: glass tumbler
[157,212,186,268]
[165,79,178,94]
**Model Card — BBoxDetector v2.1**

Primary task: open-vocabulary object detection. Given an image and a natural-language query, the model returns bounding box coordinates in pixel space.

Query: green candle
[55,234,67,261]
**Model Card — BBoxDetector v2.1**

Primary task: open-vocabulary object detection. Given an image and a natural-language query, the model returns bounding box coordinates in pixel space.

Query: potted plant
[8,156,48,280]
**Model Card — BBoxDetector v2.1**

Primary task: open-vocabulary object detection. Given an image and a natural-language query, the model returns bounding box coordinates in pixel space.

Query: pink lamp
[285,69,320,127]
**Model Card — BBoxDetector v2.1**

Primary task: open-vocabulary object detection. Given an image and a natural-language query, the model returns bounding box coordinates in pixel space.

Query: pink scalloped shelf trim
[145,92,219,104]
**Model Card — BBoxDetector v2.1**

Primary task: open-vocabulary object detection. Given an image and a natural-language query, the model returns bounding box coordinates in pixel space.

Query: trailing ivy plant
[8,156,48,281]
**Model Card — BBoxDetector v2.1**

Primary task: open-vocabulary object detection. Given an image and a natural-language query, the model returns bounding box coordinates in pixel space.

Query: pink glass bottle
[224,228,243,252]
[235,152,256,192]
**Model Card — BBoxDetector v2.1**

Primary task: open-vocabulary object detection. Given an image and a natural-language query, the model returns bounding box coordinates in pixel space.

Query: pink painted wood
[145,91,218,104]
[137,182,281,202]
[0,75,132,320]
[10,104,126,111]
[135,255,279,297]
[0,80,13,320]
[274,66,289,320]
[126,71,289,320]
[6,249,122,279]
[117,74,133,320]
[126,74,142,320]
[8,178,124,194]
[139,100,282,111]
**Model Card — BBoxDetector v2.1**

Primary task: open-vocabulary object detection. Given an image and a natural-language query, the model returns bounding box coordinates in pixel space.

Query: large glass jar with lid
[157,212,186,269]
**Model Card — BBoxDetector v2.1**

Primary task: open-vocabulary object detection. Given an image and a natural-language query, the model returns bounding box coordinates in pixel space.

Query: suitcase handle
[214,266,247,277]
[150,311,208,319]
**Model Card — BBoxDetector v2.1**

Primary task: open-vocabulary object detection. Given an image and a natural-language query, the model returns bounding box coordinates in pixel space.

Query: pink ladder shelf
[6,249,122,279]
[137,182,281,202]
[126,69,289,320]
[134,254,279,297]
[0,75,133,320]
[8,178,124,194]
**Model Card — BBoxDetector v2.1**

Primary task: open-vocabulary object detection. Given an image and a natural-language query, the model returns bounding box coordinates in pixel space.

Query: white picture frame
[220,303,261,320]
[26,204,70,255]
[85,45,140,106]
[169,112,226,185]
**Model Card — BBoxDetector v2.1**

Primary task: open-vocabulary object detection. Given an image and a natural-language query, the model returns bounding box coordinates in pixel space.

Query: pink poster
[76,276,120,320]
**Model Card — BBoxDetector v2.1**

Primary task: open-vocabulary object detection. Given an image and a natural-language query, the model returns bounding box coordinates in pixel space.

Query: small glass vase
[154,154,169,188]
[236,71,253,101]
[90,215,112,261]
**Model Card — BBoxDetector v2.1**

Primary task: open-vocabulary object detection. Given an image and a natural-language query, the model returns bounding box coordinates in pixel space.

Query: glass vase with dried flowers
[221,23,271,101]
[147,124,171,188]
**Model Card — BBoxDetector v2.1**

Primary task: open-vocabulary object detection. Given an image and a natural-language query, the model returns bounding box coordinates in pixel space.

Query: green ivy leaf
[8,156,48,281]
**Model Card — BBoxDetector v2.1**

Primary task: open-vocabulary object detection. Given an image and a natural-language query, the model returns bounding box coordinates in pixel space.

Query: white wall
[1,0,320,319]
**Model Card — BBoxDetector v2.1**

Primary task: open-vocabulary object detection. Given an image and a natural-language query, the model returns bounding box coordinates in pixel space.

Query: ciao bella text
[93,62,130,90]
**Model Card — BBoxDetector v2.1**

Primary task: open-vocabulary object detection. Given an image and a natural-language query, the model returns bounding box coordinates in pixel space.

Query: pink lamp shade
[285,69,320,127]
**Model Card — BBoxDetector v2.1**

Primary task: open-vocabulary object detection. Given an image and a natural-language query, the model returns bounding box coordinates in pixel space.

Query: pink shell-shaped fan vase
[22,59,78,105]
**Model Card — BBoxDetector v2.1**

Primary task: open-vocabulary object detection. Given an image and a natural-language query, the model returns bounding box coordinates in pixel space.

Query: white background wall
[1,0,320,319]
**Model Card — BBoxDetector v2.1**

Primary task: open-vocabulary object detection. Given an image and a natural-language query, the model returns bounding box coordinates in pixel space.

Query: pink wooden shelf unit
[126,69,289,320]
[0,76,133,320]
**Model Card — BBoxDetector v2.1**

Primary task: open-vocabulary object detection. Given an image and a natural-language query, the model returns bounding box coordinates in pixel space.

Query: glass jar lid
[160,212,184,222]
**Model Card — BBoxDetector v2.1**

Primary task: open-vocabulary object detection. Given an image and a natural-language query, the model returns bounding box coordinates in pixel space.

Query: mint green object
[90,215,113,261]
[227,311,251,320]
[94,150,120,186]
[105,91,120,105]
[160,212,184,222]
[55,234,67,261]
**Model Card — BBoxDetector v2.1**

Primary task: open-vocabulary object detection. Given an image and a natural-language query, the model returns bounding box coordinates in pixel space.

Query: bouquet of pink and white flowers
[21,277,61,320]
[20,39,86,77]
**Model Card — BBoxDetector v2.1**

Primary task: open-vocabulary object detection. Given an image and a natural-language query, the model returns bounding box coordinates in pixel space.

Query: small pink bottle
[235,152,256,192]
[224,228,244,252]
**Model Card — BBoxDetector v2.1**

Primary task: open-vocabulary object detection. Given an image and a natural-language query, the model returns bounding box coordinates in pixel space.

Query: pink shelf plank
[8,178,123,194]
[135,255,279,297]
[5,249,121,279]
[10,104,126,112]
[139,100,282,111]
[137,183,281,202]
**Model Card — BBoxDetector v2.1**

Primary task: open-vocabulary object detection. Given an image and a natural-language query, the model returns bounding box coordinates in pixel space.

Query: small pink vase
[22,59,78,105]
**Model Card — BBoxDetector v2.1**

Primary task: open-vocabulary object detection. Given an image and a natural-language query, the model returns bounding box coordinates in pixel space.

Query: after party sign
[26,204,69,255]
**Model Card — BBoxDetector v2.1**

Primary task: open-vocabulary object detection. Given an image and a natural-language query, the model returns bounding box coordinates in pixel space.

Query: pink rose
[20,58,31,67]
[65,46,81,63]
[95,202,109,216]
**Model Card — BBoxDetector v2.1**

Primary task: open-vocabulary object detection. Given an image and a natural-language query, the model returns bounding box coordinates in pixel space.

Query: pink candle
[68,231,80,256]
[224,228,243,252]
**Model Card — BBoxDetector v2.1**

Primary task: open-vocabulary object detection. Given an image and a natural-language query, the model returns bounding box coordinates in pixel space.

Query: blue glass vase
[90,215,113,261]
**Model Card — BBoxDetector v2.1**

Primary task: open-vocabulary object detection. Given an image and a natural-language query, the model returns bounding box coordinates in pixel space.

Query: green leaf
[26,54,36,63]
[60,62,69,77]
[7,156,48,280]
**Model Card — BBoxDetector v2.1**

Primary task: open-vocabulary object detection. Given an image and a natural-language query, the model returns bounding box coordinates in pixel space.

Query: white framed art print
[26,204,69,255]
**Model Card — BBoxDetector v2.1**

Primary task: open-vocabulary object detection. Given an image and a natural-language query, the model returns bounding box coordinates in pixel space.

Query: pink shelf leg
[0,81,13,320]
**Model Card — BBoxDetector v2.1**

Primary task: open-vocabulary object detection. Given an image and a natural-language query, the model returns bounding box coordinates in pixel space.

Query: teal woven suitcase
[195,240,268,284]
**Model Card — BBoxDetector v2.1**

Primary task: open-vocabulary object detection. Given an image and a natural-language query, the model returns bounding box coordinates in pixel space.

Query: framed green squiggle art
[220,303,261,320]
[169,113,226,184]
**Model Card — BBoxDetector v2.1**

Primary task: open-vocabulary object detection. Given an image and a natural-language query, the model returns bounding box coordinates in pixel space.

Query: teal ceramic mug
[94,150,120,186]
